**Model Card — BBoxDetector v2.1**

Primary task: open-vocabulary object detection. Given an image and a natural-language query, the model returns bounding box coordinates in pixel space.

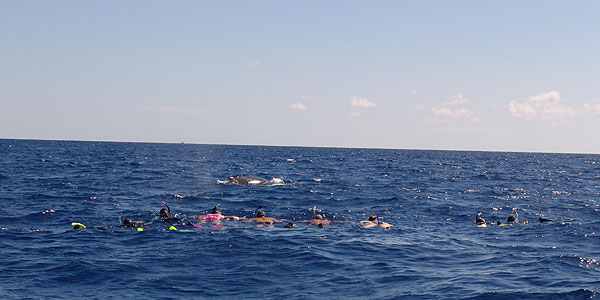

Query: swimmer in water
[72,222,106,230]
[360,215,393,229]
[284,222,295,228]
[505,215,529,225]
[188,206,244,222]
[245,211,285,225]
[122,218,151,229]
[297,214,332,227]
[179,221,202,229]
[159,208,181,223]
[476,217,488,228]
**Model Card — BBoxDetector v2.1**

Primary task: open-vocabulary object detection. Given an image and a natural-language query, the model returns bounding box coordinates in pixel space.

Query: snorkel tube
[254,205,263,216]
[71,222,86,229]
[161,201,171,213]
[119,212,122,225]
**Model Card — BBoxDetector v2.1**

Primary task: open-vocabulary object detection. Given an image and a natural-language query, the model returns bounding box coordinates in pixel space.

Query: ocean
[0,139,598,299]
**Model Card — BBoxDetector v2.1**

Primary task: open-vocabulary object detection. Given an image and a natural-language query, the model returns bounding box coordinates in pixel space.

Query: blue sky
[1,1,599,153]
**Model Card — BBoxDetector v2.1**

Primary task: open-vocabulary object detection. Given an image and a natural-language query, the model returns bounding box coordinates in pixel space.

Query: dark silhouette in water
[228,175,269,185]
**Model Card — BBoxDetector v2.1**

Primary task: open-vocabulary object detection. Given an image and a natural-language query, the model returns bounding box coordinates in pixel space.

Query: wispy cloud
[290,102,309,111]
[350,96,376,108]
[147,106,206,116]
[582,102,600,115]
[432,107,479,121]
[431,94,480,121]
[245,60,263,67]
[445,94,468,106]
[507,91,577,121]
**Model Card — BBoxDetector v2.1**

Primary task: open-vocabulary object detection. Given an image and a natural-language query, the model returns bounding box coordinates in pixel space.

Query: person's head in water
[368,215,377,222]
[211,207,221,215]
[314,214,323,220]
[476,217,486,225]
[256,211,266,218]
[123,218,133,226]
[159,208,169,217]
[284,222,295,228]
[507,216,517,223]
[73,224,85,230]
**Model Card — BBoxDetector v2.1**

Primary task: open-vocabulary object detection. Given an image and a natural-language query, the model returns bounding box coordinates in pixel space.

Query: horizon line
[1,137,598,156]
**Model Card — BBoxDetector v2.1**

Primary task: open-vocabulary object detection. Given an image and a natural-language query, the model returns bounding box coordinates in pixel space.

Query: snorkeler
[245,211,285,225]
[122,218,152,229]
[188,206,244,222]
[71,222,106,230]
[297,214,332,227]
[360,214,392,229]
[159,201,181,223]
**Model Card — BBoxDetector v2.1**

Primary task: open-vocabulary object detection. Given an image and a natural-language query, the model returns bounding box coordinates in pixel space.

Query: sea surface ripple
[0,139,599,299]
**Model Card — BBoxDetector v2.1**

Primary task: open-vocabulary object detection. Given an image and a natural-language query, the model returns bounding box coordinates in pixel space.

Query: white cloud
[430,94,480,121]
[290,102,308,111]
[507,90,577,121]
[410,89,419,95]
[350,96,376,108]
[245,60,263,67]
[445,94,468,106]
[582,102,600,115]
[432,107,479,121]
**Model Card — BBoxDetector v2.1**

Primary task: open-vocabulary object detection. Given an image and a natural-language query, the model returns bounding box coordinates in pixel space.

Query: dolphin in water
[228,176,269,185]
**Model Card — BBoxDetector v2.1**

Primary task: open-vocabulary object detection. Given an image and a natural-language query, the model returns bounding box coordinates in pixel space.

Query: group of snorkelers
[475,214,553,228]
[72,202,393,231]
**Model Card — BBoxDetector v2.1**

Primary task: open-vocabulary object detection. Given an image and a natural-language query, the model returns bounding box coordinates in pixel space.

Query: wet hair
[507,216,517,223]
[368,215,377,222]
[284,222,295,228]
[476,217,486,224]
[314,214,323,220]
[123,218,133,225]
[539,217,552,223]
[211,207,221,214]
[159,208,168,217]
[73,224,85,230]
[256,211,266,218]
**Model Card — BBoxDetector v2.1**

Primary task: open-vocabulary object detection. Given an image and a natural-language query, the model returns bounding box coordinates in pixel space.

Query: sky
[1,1,599,153]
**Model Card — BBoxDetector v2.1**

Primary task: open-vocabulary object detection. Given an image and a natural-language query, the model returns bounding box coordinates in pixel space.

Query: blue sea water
[0,139,599,299]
